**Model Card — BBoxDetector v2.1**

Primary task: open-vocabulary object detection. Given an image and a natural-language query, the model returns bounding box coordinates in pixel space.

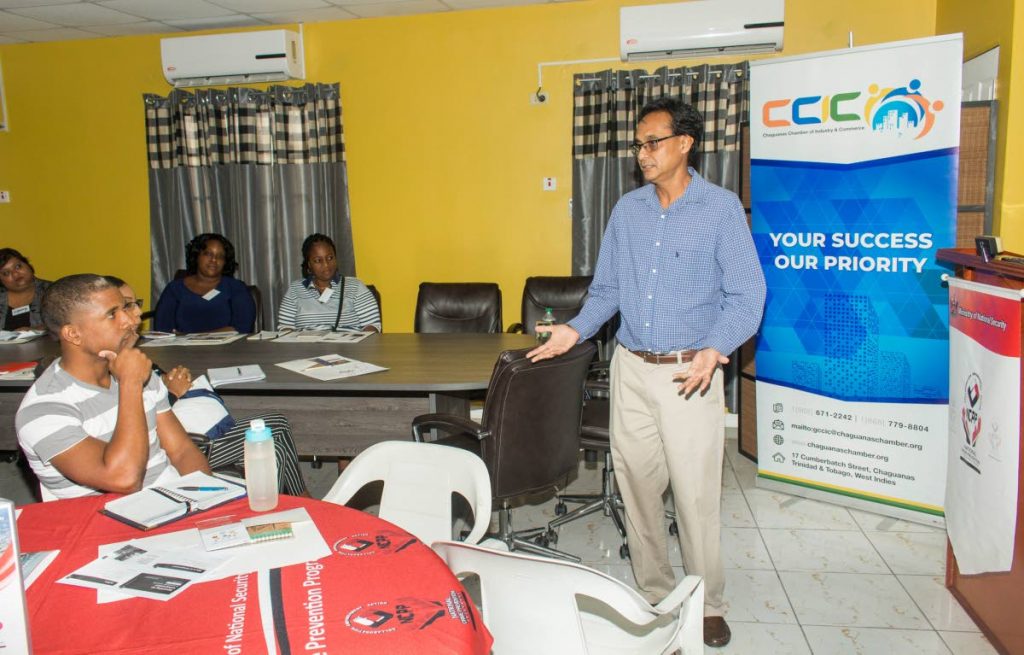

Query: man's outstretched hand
[527,324,581,362]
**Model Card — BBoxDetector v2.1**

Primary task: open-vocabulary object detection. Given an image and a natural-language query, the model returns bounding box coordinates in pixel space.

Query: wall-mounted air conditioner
[621,0,784,62]
[161,29,305,88]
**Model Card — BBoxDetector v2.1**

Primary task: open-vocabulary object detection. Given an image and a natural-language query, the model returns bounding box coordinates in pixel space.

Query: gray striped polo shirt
[16,359,178,498]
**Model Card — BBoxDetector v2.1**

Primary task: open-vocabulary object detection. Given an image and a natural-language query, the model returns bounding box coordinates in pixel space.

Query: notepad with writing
[101,471,247,530]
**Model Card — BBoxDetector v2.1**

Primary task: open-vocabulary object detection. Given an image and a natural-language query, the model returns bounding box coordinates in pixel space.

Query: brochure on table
[0,499,32,653]
[141,332,247,348]
[277,353,387,381]
[95,507,329,604]
[273,329,372,344]
[59,542,228,601]
[0,361,36,380]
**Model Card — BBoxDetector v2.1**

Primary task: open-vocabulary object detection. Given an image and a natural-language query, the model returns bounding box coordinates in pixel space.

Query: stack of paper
[0,361,37,380]
[276,353,387,381]
[207,364,265,388]
[0,330,46,345]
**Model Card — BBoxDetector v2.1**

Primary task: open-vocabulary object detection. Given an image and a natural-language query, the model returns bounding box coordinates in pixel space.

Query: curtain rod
[575,69,743,85]
[535,56,620,102]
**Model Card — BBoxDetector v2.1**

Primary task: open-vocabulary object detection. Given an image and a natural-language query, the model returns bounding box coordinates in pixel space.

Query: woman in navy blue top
[153,233,256,334]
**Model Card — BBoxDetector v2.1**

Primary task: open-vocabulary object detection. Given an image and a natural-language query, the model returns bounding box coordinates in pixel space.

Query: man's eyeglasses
[124,299,144,310]
[629,134,685,156]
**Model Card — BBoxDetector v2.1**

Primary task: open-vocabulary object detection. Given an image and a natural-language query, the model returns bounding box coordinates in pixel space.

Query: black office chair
[412,342,597,561]
[414,282,502,333]
[548,362,677,560]
[507,276,592,336]
[366,283,382,329]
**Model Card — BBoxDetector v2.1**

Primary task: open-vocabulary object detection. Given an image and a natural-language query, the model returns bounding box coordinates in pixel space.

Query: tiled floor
[0,431,999,655]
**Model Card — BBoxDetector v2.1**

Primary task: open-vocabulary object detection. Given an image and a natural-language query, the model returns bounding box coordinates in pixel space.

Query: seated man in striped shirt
[277,233,381,333]
[16,274,210,498]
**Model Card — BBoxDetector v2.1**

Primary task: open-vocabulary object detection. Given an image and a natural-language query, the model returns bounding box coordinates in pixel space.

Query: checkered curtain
[143,83,344,167]
[143,83,354,330]
[571,63,748,276]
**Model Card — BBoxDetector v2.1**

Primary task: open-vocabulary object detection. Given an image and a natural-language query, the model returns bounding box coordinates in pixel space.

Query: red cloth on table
[17,495,492,654]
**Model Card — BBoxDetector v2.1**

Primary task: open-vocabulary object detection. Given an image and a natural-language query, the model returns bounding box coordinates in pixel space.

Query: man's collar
[642,167,706,210]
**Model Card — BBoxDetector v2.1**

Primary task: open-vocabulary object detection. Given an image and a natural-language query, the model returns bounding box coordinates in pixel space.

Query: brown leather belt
[628,349,697,365]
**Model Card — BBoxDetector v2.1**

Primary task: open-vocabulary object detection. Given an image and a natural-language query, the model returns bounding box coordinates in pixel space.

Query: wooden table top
[0,332,538,393]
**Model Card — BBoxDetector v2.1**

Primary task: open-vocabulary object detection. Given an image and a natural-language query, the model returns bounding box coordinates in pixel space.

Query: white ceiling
[0,0,570,44]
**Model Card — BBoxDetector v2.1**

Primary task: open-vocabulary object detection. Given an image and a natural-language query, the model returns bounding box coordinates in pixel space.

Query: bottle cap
[245,418,272,442]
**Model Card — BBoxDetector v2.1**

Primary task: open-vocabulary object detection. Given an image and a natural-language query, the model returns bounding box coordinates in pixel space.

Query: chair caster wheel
[619,544,630,560]
[545,529,558,545]
[554,502,567,516]
[668,520,678,536]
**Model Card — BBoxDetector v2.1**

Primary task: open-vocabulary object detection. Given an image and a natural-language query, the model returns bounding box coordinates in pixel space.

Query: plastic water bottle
[537,307,556,344]
[244,418,278,512]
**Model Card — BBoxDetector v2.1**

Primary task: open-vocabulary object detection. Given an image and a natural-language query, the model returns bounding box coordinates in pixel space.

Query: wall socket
[0,191,9,203]
[542,177,557,191]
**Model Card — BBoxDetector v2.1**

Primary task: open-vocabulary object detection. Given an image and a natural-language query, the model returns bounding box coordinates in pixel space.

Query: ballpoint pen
[178,486,227,491]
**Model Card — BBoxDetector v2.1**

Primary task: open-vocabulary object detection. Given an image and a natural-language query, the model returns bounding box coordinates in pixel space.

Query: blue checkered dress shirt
[568,169,766,356]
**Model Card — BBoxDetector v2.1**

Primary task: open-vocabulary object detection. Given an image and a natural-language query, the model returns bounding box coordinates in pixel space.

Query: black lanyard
[332,276,347,331]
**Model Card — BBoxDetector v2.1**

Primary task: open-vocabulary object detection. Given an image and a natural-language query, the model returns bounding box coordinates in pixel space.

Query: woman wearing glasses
[106,276,310,497]
[277,233,381,332]
[153,233,256,334]
[0,248,51,331]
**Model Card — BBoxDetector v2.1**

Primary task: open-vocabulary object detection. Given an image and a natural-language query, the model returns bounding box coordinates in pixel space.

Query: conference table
[16,494,494,654]
[0,332,535,457]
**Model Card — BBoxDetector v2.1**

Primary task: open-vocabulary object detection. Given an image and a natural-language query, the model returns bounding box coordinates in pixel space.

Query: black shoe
[703,616,732,647]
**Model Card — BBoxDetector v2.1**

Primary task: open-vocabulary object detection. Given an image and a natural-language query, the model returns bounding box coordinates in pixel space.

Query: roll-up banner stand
[750,35,963,524]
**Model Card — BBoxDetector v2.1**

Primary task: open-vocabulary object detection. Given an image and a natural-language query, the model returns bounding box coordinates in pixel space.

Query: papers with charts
[59,542,228,601]
[206,365,265,388]
[272,329,372,344]
[0,329,46,344]
[276,353,387,381]
[94,508,329,604]
[141,332,247,348]
[19,550,59,589]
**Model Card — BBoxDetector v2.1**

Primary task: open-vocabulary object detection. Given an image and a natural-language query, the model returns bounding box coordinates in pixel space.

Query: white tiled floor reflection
[0,431,1001,655]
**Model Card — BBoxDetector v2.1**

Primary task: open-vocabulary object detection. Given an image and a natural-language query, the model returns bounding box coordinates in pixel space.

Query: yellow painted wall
[0,0,936,330]
[935,0,1017,249]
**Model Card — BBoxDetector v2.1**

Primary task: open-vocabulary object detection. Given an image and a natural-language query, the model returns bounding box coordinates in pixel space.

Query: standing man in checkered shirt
[530,97,765,648]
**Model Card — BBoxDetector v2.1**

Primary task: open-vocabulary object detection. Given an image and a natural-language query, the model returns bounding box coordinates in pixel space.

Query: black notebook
[101,471,247,530]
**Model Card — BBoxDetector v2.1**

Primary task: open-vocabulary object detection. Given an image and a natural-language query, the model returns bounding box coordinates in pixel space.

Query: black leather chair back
[248,284,263,333]
[477,342,596,499]
[519,276,592,336]
[366,284,382,328]
[415,282,502,334]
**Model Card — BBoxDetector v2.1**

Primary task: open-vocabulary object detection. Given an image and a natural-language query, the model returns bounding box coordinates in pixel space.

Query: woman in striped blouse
[277,233,381,332]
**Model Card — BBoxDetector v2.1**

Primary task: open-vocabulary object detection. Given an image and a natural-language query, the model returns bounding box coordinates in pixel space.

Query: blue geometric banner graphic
[749,36,962,518]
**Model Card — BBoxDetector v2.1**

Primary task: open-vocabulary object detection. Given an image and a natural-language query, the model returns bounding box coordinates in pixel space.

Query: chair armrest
[507,322,525,334]
[411,413,490,442]
[187,432,213,458]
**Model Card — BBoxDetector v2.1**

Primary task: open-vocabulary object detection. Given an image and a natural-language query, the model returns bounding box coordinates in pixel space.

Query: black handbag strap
[332,276,347,331]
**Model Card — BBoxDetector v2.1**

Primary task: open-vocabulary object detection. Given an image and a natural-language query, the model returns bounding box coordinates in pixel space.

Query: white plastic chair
[322,440,492,545]
[432,540,704,655]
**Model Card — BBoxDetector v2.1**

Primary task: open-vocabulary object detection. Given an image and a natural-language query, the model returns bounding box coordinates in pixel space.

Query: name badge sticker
[202,289,221,301]
[318,288,334,304]
[10,305,30,316]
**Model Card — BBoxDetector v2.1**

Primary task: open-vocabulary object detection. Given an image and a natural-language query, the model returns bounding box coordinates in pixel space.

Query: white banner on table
[946,278,1021,574]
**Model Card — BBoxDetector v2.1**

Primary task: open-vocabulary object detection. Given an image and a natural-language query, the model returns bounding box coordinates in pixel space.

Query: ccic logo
[761,78,945,139]
[961,373,982,447]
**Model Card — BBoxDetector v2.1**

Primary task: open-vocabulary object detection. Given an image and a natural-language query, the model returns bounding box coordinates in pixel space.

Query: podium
[937,248,1024,655]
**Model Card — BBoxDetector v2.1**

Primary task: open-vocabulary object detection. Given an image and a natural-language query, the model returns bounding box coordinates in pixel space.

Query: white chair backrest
[323,441,492,545]
[432,540,704,655]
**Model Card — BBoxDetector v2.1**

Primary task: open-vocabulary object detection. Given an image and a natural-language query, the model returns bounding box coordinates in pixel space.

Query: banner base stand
[754,476,946,529]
